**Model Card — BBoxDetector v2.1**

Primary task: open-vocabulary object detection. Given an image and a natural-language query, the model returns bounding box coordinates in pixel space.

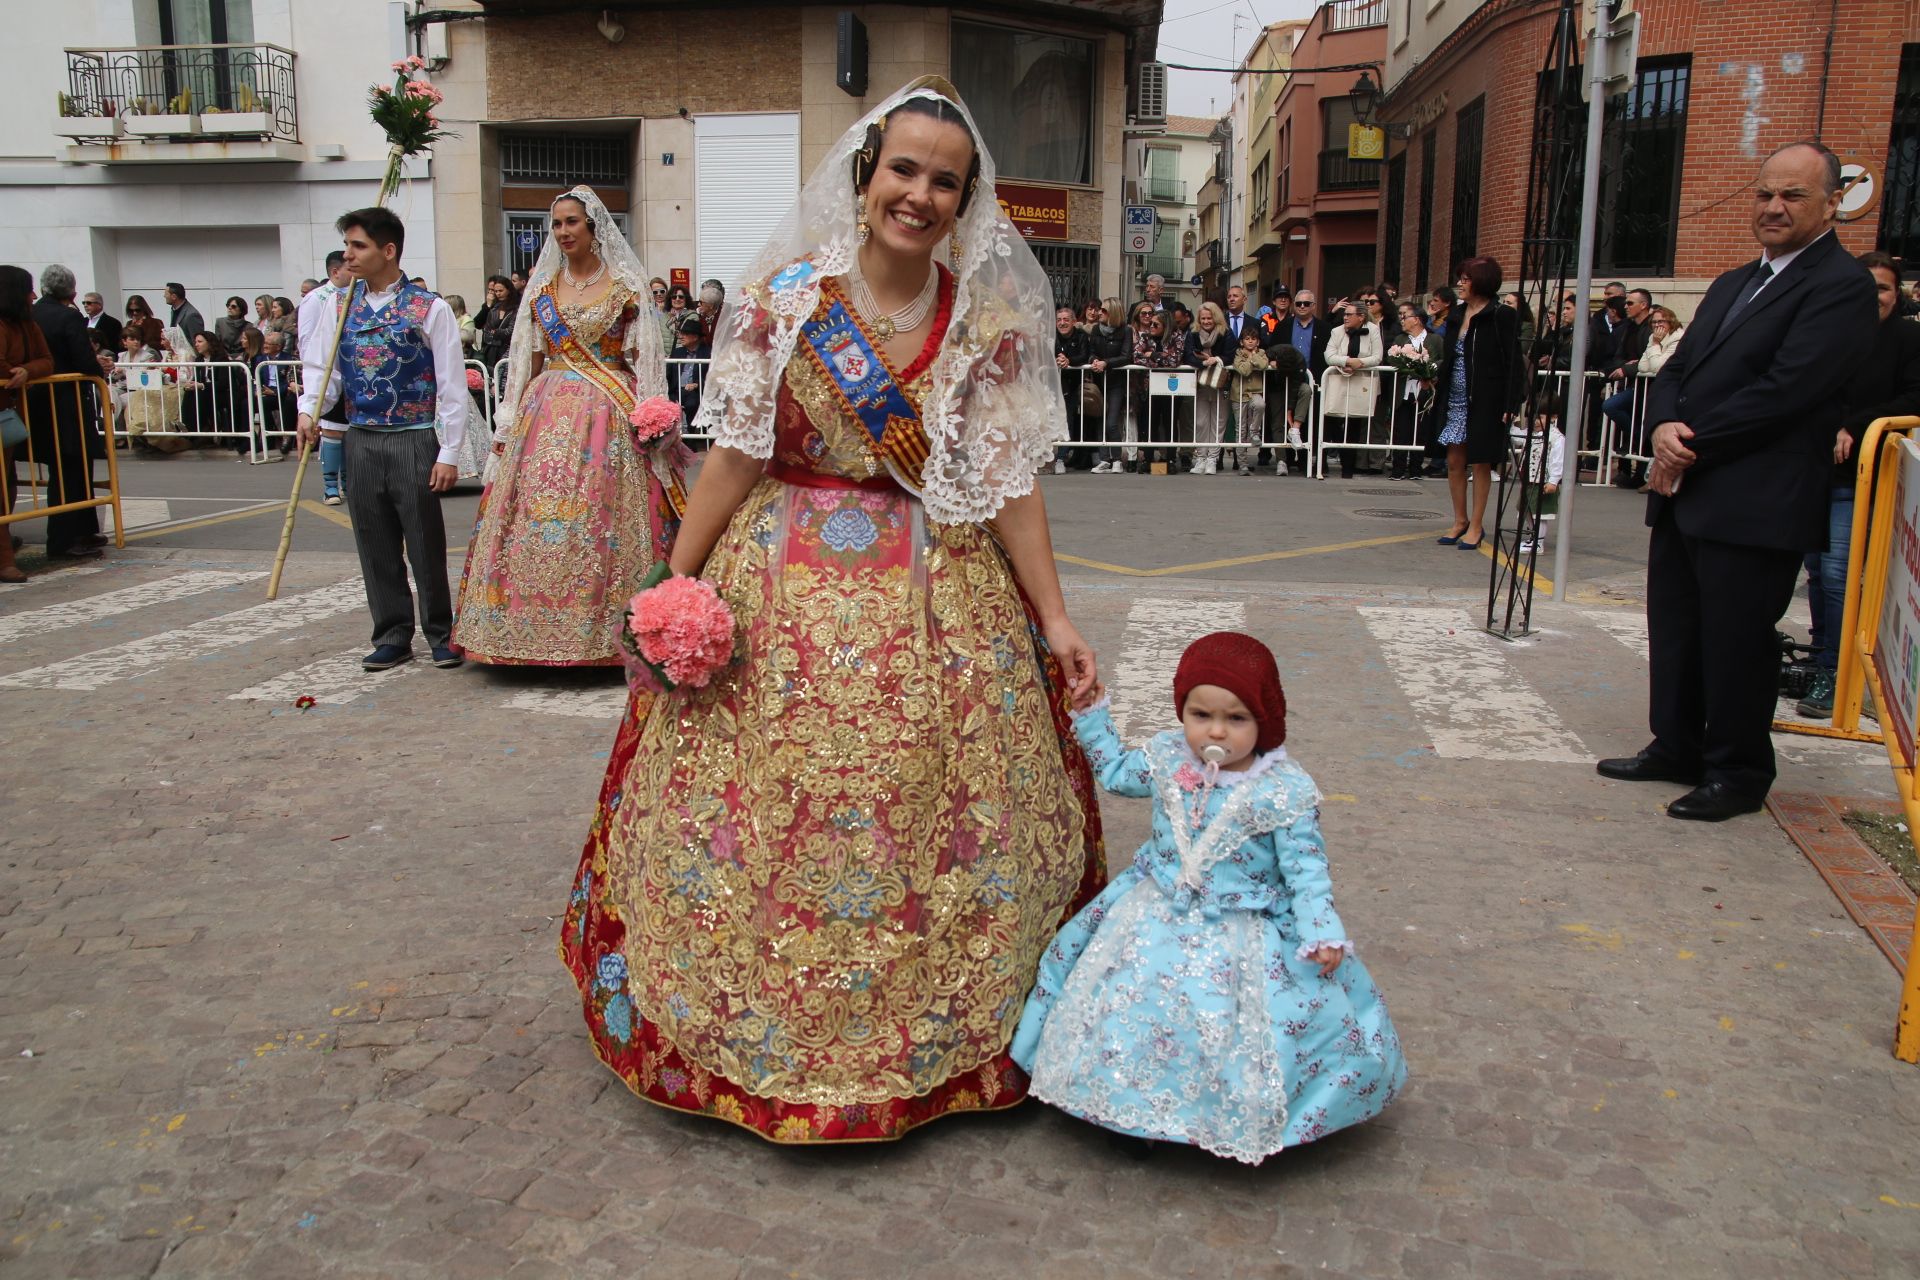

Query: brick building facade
[1377,0,1920,319]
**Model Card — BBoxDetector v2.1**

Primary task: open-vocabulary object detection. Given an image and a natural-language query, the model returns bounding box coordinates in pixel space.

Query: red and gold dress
[561,269,1106,1142]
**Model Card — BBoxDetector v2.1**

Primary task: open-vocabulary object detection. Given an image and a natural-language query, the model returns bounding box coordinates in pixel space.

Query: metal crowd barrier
[6,373,125,547]
[1533,368,1661,487]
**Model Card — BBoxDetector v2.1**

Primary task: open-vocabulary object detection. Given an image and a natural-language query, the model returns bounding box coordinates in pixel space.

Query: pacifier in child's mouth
[1190,744,1229,828]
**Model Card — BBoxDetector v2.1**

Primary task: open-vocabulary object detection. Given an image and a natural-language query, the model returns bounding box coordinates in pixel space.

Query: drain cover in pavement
[1353,508,1445,520]
[1347,487,1409,496]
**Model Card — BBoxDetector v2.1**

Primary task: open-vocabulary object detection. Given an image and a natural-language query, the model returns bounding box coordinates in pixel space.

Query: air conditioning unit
[1136,62,1168,126]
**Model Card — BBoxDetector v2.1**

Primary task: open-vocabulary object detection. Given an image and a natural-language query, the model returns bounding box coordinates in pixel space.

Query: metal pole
[1551,1,1612,601]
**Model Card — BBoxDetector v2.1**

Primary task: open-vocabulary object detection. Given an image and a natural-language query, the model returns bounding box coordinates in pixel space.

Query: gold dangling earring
[857,196,871,247]
[949,229,962,270]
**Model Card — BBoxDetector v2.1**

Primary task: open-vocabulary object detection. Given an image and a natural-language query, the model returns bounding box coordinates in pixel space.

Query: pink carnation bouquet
[620,563,737,693]
[629,395,684,446]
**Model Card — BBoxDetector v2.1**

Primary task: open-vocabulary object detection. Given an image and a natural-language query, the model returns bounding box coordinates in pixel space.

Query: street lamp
[1350,70,1413,138]
[1350,70,1382,124]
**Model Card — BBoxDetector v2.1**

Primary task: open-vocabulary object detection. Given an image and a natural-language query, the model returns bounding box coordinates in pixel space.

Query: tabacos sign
[995,182,1071,241]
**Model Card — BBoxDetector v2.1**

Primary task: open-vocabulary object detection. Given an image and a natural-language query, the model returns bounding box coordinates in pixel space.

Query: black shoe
[362,644,414,672]
[1595,752,1703,785]
[431,644,464,670]
[1667,782,1766,822]
[46,544,103,561]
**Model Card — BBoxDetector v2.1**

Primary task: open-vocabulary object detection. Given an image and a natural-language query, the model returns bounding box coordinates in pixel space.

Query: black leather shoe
[1595,752,1703,785]
[1667,782,1766,822]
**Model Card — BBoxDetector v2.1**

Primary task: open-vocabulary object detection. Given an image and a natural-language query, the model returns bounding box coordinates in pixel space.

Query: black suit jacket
[88,313,123,354]
[1270,317,1332,377]
[1645,230,1878,550]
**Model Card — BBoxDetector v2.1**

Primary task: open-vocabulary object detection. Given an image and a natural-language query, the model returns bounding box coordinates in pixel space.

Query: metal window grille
[499,133,630,187]
[1031,245,1099,310]
[1542,57,1691,275]
[1416,132,1436,291]
[1383,153,1407,288]
[1596,58,1689,274]
[1450,97,1485,271]
[1880,45,1920,263]
[505,211,630,277]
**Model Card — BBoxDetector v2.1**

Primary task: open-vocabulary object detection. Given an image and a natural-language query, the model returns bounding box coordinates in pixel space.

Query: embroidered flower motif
[595,952,628,992]
[1174,763,1204,792]
[772,1114,815,1142]
[709,821,743,866]
[708,1094,747,1125]
[819,507,880,554]
[601,993,633,1043]
[659,1068,689,1096]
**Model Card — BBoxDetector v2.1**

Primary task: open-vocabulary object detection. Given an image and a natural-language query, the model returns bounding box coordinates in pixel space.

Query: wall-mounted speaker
[837,12,868,98]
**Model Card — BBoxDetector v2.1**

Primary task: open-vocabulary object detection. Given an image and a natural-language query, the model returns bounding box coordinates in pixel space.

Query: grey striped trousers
[342,427,451,650]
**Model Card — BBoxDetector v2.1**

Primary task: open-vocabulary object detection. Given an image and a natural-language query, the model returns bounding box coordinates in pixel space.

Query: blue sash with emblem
[797,285,934,480]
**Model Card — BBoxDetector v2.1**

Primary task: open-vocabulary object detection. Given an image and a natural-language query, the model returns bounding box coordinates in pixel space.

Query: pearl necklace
[561,256,606,292]
[849,261,938,342]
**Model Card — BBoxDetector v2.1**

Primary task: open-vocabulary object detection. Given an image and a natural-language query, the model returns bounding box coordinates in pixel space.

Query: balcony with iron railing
[1318,148,1381,192]
[1144,175,1189,204]
[57,44,299,149]
[1141,252,1187,282]
[1324,0,1389,32]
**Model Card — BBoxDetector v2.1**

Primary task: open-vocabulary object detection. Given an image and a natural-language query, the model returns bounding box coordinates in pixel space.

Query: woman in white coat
[1321,302,1381,479]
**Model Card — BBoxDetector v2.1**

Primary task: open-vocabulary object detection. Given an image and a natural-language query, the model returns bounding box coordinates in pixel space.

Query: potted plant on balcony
[52,91,122,140]
[201,82,272,137]
[124,89,201,138]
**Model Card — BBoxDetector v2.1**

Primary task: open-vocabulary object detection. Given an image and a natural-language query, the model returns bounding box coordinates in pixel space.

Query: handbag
[1080,374,1104,417]
[0,407,25,450]
[1197,361,1229,392]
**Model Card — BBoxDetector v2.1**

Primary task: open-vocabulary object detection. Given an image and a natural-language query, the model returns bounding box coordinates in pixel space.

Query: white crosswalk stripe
[0,578,365,691]
[0,565,105,594]
[1581,609,1649,661]
[1107,596,1248,743]
[1360,606,1590,762]
[500,687,628,719]
[230,647,423,706]
[0,570,264,646]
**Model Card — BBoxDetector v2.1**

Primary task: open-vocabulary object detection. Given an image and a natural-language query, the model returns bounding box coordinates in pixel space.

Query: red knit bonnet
[1173,631,1287,753]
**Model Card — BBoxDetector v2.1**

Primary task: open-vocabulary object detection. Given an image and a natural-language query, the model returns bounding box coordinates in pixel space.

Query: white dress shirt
[1753,228,1831,301]
[297,276,467,466]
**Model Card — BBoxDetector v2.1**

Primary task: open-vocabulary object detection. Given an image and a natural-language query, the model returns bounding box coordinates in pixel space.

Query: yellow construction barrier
[1844,417,1920,1063]
[4,373,125,548]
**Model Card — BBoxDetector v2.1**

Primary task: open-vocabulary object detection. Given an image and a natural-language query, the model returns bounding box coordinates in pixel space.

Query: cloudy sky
[1157,0,1320,118]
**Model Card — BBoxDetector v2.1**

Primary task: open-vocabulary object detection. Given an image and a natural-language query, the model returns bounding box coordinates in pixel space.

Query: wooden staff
[266,281,358,599]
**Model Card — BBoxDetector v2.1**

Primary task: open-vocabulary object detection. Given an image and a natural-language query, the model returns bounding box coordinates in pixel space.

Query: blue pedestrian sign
[1124,205,1156,254]
[515,230,540,253]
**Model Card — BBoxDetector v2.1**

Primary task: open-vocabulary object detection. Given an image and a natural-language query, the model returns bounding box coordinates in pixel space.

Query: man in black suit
[81,292,122,355]
[28,265,106,559]
[1598,141,1878,820]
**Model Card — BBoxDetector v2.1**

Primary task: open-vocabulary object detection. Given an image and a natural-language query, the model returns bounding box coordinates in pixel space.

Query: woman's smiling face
[862,111,974,262]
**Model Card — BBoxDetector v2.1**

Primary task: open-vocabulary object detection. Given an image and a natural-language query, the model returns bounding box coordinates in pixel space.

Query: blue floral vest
[338,279,438,427]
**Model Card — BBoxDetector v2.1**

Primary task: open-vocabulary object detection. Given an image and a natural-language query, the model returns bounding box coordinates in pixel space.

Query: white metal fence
[102,352,1661,487]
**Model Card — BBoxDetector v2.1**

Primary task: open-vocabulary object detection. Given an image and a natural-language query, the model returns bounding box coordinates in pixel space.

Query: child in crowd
[1228,330,1270,476]
[1512,416,1564,556]
[1011,632,1406,1163]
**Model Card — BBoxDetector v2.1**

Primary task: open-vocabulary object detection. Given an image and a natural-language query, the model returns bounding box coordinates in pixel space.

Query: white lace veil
[693,76,1066,524]
[493,184,667,442]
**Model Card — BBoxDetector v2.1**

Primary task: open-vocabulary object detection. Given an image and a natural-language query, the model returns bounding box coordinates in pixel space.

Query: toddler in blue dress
[1011,631,1406,1162]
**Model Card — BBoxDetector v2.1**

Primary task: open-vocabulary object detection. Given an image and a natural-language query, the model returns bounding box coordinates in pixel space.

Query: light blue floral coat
[1009,702,1407,1162]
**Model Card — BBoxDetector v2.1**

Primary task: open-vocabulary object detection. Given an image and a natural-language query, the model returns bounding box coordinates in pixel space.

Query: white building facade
[5,0,440,320]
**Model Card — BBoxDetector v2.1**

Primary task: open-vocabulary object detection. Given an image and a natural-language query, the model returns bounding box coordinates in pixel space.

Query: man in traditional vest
[296,206,467,672]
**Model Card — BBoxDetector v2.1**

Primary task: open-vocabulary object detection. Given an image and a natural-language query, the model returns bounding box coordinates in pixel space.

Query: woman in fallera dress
[452,186,689,666]
[561,78,1108,1143]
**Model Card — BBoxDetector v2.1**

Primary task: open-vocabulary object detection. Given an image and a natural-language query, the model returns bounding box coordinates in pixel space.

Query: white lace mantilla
[692,80,1065,524]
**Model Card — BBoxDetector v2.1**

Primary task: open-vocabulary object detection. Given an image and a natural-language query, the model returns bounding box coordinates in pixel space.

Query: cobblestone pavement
[1,516,1917,1277]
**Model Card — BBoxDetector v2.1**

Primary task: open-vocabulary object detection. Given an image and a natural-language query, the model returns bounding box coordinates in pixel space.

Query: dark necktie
[1721,261,1775,328]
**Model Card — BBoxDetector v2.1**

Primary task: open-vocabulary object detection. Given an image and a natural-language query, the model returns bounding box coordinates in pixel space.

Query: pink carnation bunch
[621,568,736,692]
[465,367,484,391]
[629,395,684,444]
